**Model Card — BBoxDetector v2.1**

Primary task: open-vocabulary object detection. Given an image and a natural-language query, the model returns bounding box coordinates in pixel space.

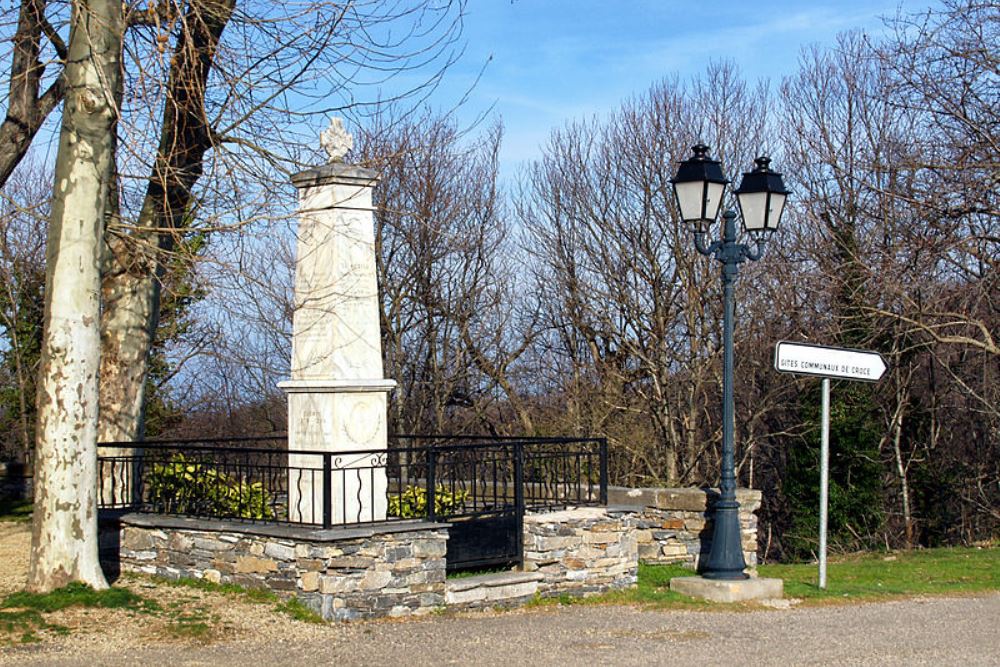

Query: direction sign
[774,341,888,382]
[774,340,888,589]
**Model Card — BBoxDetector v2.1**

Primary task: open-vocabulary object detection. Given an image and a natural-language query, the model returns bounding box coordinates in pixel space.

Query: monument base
[280,379,396,525]
[669,576,783,603]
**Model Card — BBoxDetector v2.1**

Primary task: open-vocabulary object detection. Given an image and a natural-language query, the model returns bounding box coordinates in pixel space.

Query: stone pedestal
[670,576,783,603]
[279,148,395,525]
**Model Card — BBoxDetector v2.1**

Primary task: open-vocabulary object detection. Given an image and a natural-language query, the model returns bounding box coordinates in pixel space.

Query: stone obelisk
[279,118,395,525]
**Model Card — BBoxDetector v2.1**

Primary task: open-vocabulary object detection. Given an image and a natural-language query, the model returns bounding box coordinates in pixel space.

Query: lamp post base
[699,499,749,580]
[670,576,783,603]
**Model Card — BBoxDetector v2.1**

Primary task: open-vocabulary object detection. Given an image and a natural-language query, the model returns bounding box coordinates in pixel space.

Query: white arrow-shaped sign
[774,341,888,382]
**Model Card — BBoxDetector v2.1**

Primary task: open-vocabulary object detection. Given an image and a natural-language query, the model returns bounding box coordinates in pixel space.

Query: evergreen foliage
[0,255,43,464]
[783,382,885,558]
[388,484,469,518]
[147,453,273,520]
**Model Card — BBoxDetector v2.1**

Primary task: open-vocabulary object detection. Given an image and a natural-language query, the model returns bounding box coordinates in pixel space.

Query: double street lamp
[671,144,790,580]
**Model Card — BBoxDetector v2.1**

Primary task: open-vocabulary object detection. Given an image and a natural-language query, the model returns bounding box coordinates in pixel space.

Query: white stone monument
[279,118,395,525]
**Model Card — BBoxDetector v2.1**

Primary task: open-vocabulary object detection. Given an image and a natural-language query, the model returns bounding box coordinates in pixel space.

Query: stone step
[445,571,545,607]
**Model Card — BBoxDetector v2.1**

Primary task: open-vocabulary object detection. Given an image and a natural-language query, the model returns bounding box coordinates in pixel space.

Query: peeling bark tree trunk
[97,0,234,445]
[29,0,122,593]
[97,259,156,444]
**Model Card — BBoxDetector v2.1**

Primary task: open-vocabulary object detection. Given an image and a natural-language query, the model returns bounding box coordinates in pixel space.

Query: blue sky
[424,0,917,175]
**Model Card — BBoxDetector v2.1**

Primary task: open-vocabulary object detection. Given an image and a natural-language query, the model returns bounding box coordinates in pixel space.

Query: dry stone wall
[99,485,764,620]
[608,487,761,571]
[522,507,638,596]
[102,514,447,621]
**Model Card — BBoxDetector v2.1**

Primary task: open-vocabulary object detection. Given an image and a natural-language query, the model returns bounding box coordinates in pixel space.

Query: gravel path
[4,591,998,665]
[2,522,998,666]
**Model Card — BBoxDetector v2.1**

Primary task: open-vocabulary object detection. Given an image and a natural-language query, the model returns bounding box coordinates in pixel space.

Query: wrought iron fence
[97,435,608,529]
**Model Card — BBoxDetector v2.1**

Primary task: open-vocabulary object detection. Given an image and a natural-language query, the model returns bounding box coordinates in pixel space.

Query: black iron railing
[97,435,608,530]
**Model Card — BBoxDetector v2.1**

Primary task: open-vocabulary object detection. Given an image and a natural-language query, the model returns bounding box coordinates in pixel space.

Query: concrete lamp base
[670,576,784,603]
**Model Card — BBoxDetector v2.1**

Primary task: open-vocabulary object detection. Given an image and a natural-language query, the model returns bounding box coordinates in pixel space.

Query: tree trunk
[890,383,914,548]
[97,0,235,444]
[29,0,122,593]
[98,258,157,443]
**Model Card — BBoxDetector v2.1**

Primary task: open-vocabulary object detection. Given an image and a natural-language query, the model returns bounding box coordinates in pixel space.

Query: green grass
[526,563,715,610]
[530,547,1000,611]
[154,575,279,604]
[156,575,326,624]
[163,603,220,641]
[0,575,328,647]
[3,582,159,614]
[0,608,67,645]
[275,597,325,623]
[166,618,213,640]
[0,498,32,522]
[0,583,156,646]
[758,546,1000,602]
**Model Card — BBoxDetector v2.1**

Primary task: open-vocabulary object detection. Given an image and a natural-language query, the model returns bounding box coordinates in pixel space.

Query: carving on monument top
[320,116,354,163]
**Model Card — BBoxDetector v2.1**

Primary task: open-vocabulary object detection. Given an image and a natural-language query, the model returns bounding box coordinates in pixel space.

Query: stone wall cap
[113,512,449,542]
[524,506,607,523]
[606,504,644,514]
[607,486,762,511]
[291,163,379,189]
[446,571,544,592]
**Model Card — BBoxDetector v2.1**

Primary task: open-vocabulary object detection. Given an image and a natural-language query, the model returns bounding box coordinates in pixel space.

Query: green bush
[388,484,468,518]
[147,453,273,520]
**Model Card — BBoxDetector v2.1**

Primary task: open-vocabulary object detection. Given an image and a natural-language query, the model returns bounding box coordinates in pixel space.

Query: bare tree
[0,159,48,466]
[97,0,468,444]
[776,16,998,550]
[0,0,469,447]
[166,108,528,441]
[358,109,531,435]
[97,0,237,443]
[519,63,772,485]
[0,0,65,185]
[29,0,121,592]
[868,0,999,366]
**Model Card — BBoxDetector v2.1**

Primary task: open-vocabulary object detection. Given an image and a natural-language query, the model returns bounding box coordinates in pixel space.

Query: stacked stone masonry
[100,486,763,620]
[522,507,638,596]
[104,514,447,622]
[608,486,761,572]
[444,571,544,609]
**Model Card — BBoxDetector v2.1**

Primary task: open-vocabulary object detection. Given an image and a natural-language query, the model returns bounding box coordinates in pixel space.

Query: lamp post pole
[694,210,763,580]
[671,145,790,582]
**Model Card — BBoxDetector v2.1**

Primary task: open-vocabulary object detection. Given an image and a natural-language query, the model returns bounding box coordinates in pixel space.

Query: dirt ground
[0,523,29,598]
[2,521,999,666]
[0,521,332,656]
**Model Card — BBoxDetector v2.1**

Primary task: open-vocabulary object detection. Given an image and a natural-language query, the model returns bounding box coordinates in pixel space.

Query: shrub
[388,484,468,518]
[147,453,273,520]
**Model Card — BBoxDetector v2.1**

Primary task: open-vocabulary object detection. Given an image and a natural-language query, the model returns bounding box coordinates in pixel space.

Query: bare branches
[0,0,66,186]
[517,64,775,485]
[864,306,998,357]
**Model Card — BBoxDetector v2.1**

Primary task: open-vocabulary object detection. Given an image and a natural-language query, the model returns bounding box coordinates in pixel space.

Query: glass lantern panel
[767,192,788,229]
[738,191,770,231]
[704,181,726,223]
[674,181,708,223]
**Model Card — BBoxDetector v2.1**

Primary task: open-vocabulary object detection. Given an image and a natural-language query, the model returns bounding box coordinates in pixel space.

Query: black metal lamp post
[670,144,790,580]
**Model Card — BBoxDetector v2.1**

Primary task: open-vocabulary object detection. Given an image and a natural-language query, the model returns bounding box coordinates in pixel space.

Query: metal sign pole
[819,378,830,590]
[774,341,887,591]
